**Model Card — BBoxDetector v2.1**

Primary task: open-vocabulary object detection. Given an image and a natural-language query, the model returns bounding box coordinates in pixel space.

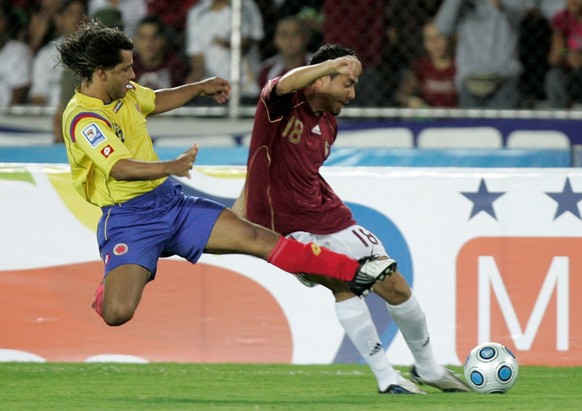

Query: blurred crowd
[1,0,580,114]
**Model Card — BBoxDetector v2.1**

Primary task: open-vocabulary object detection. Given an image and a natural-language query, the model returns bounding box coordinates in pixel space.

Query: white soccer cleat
[379,372,427,394]
[410,366,471,392]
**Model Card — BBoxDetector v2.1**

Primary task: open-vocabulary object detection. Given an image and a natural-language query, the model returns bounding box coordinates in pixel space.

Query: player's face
[104,49,135,101]
[321,73,359,116]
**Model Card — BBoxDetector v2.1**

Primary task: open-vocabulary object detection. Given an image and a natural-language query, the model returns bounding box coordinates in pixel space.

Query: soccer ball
[463,342,519,394]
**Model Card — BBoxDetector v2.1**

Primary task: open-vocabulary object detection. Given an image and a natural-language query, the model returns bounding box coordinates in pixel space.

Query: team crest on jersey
[81,123,106,147]
[311,124,321,135]
[100,144,114,158]
[113,122,124,142]
[113,243,128,256]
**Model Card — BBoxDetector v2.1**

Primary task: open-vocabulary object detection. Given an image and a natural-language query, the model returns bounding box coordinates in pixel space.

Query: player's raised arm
[276,55,361,96]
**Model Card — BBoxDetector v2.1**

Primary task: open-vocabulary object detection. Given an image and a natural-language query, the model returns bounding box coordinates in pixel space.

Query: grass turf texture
[1,363,581,410]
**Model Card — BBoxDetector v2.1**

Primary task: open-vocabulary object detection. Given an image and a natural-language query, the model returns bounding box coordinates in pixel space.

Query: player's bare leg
[204,208,281,258]
[204,208,394,290]
[99,264,150,326]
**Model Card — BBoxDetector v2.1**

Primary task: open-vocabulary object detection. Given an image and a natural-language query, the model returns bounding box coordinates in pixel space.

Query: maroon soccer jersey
[245,78,355,236]
[412,57,457,108]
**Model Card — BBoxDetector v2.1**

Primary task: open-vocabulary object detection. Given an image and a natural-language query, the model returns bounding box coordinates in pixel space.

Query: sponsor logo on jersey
[100,145,114,158]
[310,243,321,256]
[81,123,106,147]
[311,124,321,135]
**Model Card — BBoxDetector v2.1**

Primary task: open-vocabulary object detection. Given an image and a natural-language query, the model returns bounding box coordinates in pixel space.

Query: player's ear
[96,67,108,81]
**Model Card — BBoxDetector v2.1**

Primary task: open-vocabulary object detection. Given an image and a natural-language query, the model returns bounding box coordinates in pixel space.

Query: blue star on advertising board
[461,179,506,220]
[545,178,582,220]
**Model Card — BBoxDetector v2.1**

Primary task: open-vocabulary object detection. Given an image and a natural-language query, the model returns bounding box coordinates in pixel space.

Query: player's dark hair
[57,20,133,82]
[309,44,357,66]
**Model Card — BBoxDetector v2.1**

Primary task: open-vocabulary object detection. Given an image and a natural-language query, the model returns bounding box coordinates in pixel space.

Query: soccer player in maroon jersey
[235,44,470,394]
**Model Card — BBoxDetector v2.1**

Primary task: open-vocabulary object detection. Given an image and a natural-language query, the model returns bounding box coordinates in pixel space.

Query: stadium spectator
[518,7,552,106]
[435,0,531,109]
[322,0,389,106]
[395,20,457,108]
[88,0,147,37]
[256,16,312,89]
[56,21,393,326]
[92,6,124,30]
[132,15,188,89]
[29,0,87,106]
[545,0,582,108]
[386,1,444,106]
[145,0,197,34]
[268,0,323,56]
[185,0,265,104]
[386,0,444,65]
[145,0,198,51]
[0,2,33,106]
[517,1,563,107]
[234,44,471,394]
[18,0,62,53]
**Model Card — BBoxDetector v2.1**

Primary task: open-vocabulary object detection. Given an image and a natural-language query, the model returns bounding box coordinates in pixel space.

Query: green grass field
[1,363,581,410]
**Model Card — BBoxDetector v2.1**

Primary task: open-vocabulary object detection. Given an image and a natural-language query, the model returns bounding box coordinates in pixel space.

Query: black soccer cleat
[348,255,397,297]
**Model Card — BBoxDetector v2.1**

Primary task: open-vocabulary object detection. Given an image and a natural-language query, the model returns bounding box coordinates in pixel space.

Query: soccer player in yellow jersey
[57,20,396,327]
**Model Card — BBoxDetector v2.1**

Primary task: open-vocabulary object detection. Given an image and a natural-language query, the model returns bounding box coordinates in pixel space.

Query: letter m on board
[455,237,582,366]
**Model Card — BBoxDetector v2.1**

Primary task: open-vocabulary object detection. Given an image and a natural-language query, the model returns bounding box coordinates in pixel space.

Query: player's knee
[374,272,411,304]
[102,302,136,326]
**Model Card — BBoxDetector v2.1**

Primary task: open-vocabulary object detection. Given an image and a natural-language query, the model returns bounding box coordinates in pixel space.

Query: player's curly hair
[309,44,358,66]
[57,20,133,82]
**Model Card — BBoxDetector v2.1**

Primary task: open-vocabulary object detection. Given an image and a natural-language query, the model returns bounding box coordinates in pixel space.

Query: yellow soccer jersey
[62,81,166,207]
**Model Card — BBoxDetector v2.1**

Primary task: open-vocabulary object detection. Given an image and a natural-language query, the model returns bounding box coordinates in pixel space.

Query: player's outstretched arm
[110,145,199,181]
[152,77,232,115]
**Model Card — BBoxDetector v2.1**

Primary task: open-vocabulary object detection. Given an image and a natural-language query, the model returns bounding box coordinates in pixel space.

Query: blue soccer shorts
[97,180,224,280]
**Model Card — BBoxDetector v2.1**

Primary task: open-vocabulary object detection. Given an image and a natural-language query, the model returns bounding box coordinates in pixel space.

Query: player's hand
[172,144,199,178]
[332,56,362,82]
[199,77,232,104]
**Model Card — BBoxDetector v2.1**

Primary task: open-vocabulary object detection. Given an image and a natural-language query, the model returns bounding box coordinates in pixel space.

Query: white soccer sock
[386,293,443,380]
[336,296,399,390]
